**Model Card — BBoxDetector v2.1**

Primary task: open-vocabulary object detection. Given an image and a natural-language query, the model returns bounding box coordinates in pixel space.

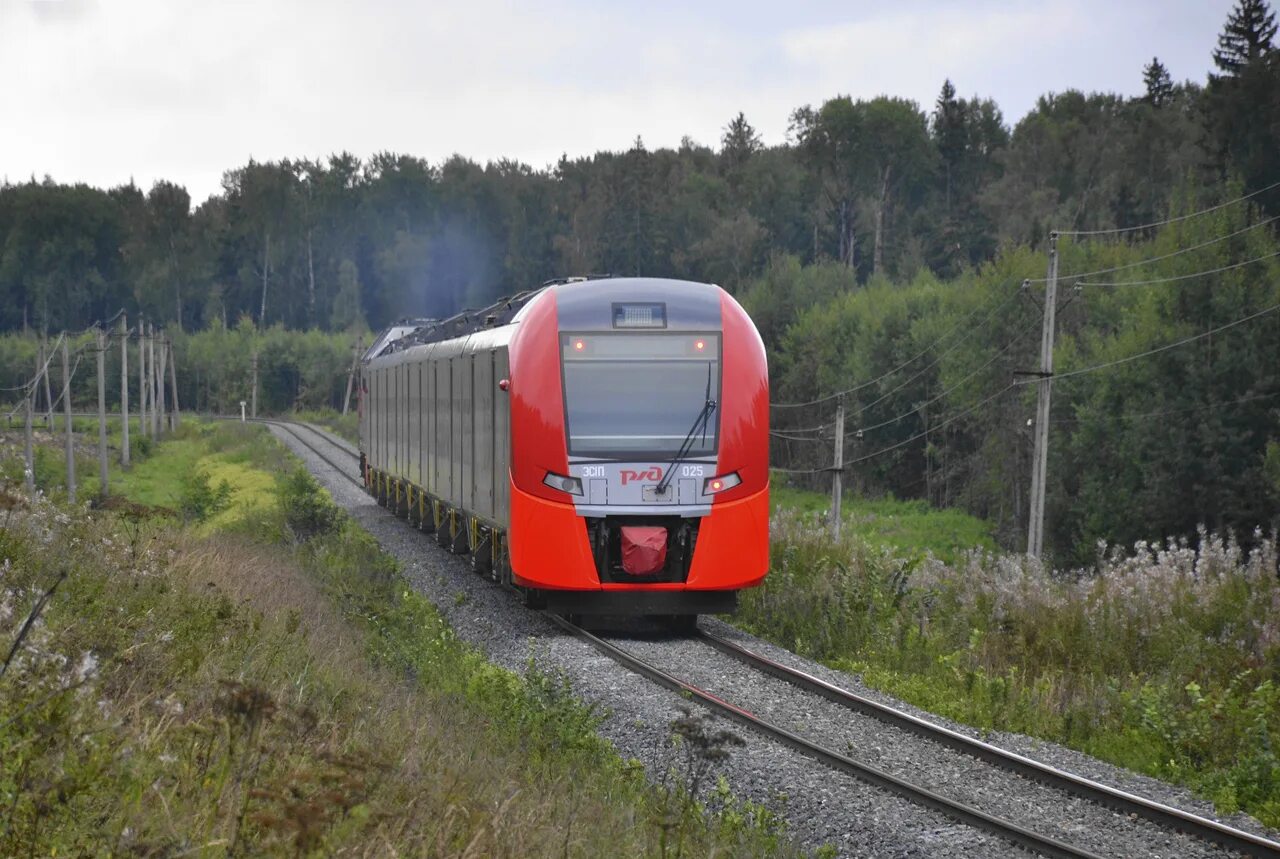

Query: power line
[1057,179,1280,237]
[770,417,836,435]
[770,288,1021,409]
[846,315,1039,439]
[1077,249,1280,288]
[845,383,1016,466]
[1026,216,1279,284]
[1018,299,1280,385]
[770,429,831,442]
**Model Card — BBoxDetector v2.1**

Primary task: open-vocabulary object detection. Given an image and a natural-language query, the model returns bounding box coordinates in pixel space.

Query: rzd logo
[620,467,663,485]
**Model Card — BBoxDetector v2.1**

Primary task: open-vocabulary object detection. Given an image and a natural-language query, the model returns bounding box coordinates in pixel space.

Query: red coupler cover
[621,526,667,575]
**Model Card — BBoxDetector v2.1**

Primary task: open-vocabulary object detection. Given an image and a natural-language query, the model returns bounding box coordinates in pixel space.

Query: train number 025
[681,465,704,477]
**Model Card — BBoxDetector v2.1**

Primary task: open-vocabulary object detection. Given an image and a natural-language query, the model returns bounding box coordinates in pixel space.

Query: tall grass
[0,426,800,857]
[739,511,1280,827]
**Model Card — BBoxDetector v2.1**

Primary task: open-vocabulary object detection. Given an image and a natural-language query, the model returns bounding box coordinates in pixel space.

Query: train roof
[364,275,724,362]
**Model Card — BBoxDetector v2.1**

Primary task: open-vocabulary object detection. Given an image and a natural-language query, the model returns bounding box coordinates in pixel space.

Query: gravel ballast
[270,424,1277,858]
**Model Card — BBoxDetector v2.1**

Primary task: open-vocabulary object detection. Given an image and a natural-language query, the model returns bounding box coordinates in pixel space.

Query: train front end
[507,278,769,615]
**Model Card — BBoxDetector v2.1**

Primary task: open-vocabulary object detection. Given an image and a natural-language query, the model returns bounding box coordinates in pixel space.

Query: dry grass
[1,458,799,856]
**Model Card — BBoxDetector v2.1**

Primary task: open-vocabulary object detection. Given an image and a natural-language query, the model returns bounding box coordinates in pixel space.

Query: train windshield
[562,333,720,457]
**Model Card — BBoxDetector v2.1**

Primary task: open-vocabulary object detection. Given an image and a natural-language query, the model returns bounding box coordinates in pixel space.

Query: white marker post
[240,400,247,422]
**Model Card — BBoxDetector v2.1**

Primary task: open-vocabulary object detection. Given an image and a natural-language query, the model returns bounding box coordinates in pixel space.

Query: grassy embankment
[0,421,799,857]
[755,478,1280,828]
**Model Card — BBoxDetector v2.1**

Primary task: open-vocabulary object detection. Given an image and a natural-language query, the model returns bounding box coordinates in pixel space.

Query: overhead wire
[1018,299,1280,385]
[769,287,1021,409]
[1025,215,1279,284]
[845,314,1040,439]
[843,383,1017,467]
[1077,249,1280,288]
[1056,179,1280,237]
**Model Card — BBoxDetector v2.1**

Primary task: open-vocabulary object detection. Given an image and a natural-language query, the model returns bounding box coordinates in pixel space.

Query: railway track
[252,418,365,489]
[268,418,1280,859]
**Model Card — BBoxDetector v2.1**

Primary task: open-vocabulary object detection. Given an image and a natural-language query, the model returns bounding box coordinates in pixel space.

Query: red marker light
[574,340,585,351]
[695,340,705,351]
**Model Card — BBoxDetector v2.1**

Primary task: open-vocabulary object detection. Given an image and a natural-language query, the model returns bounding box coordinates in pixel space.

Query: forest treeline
[1,0,1278,561]
[3,4,1278,336]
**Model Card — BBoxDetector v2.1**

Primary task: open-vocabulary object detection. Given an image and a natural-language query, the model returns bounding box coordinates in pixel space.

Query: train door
[438,357,452,503]
[425,355,436,497]
[399,362,409,481]
[451,355,466,510]
[409,358,419,486]
[494,347,511,526]
[472,347,495,520]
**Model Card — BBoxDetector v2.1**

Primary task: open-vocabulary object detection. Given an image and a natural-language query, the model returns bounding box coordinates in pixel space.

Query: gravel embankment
[614,633,1240,859]
[270,424,1278,858]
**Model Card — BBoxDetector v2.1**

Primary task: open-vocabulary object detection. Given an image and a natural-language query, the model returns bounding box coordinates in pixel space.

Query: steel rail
[264,418,1278,857]
[548,614,1104,859]
[253,418,363,489]
[698,628,1280,859]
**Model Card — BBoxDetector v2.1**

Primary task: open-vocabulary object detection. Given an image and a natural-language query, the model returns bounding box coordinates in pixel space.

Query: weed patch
[0,426,801,857]
[739,511,1280,828]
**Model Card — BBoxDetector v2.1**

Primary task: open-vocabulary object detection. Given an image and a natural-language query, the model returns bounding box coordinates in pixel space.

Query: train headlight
[543,471,584,496]
[702,472,741,495]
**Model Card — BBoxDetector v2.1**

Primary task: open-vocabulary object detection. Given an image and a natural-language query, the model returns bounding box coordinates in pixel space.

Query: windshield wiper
[655,364,716,496]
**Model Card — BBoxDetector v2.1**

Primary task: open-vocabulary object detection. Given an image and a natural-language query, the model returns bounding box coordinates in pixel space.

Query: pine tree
[1212,0,1277,77]
[1142,57,1174,106]
[721,112,762,169]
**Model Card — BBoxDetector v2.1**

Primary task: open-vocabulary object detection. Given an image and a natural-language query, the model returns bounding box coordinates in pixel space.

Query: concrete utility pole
[1027,233,1060,559]
[155,334,167,436]
[831,398,845,539]
[251,351,259,418]
[120,315,130,467]
[35,342,46,427]
[167,338,180,429]
[41,339,53,428]
[138,321,148,439]
[342,335,362,415]
[62,338,75,504]
[151,326,163,437]
[96,328,109,496]
[23,379,34,495]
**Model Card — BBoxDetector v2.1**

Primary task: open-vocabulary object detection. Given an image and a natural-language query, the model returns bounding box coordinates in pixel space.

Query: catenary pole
[342,335,362,415]
[62,337,75,504]
[251,350,259,418]
[167,338,180,429]
[120,315,130,466]
[1027,233,1060,558]
[35,341,46,427]
[41,339,53,428]
[831,398,845,539]
[23,380,34,495]
[138,320,148,439]
[150,325,161,437]
[96,328,108,496]
[155,332,167,436]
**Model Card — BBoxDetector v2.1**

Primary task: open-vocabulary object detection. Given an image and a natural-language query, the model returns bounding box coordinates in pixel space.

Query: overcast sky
[1,0,1240,203]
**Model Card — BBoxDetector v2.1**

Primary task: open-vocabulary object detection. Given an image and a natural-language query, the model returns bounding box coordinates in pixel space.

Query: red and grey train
[357,276,769,618]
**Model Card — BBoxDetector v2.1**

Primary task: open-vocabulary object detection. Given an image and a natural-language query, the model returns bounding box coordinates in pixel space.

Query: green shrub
[276,466,340,541]
[177,468,232,523]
